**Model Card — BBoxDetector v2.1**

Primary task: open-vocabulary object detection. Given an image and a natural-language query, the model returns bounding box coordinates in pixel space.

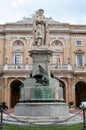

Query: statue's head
[36,9,44,16]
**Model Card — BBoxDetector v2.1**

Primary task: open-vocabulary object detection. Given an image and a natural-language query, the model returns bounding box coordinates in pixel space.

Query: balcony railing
[50,64,73,71]
[2,63,73,72]
[73,65,86,73]
[3,64,32,70]
[3,63,86,75]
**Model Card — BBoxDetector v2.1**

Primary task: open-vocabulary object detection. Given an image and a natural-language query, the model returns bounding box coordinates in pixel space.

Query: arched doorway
[10,80,22,108]
[59,80,66,102]
[75,81,86,107]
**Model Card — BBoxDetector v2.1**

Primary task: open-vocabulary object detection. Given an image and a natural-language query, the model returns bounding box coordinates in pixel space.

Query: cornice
[0,28,33,33]
[0,35,33,39]
[71,30,86,34]
[49,28,71,33]
[74,71,86,74]
[2,69,31,75]
[0,26,86,34]
[49,29,86,34]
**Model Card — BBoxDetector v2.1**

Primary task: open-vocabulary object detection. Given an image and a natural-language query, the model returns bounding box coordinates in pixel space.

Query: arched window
[12,40,24,47]
[51,40,64,64]
[51,40,64,50]
[12,40,24,64]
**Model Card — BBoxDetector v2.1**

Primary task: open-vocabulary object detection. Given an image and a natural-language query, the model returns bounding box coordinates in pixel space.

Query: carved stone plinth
[14,102,68,117]
[29,46,52,77]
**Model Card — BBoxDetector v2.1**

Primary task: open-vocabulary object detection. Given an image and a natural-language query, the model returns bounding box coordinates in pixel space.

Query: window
[76,40,83,46]
[14,54,22,64]
[16,41,21,46]
[76,54,83,67]
[12,40,24,47]
[53,55,61,64]
[55,41,59,46]
[53,56,57,64]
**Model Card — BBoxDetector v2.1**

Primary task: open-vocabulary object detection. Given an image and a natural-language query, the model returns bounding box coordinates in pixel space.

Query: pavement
[69,108,83,117]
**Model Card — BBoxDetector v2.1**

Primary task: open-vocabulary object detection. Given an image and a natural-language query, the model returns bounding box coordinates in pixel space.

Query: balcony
[73,65,86,74]
[3,63,73,71]
[3,64,32,71]
[2,63,86,76]
[50,64,73,71]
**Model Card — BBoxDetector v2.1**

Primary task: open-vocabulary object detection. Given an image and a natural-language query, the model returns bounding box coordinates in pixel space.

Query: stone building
[0,10,86,108]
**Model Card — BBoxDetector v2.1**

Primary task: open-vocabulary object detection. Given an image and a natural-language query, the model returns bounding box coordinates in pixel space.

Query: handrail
[2,63,73,71]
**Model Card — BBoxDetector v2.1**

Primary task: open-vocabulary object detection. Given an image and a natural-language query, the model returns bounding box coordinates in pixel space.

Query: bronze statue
[33,65,49,86]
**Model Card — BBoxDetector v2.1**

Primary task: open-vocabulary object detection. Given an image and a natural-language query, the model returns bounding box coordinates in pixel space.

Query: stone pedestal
[14,102,68,117]
[14,46,69,120]
[29,46,52,77]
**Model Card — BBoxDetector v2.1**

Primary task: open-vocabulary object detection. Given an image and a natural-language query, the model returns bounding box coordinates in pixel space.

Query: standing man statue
[33,9,49,46]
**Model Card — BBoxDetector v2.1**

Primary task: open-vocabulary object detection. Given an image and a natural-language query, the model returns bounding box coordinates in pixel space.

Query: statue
[14,9,68,118]
[33,65,49,86]
[33,9,49,46]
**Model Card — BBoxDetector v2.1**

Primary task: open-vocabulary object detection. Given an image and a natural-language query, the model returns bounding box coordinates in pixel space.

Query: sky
[0,0,86,25]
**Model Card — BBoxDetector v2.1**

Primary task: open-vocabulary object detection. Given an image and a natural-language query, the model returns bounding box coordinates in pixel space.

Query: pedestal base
[14,102,68,117]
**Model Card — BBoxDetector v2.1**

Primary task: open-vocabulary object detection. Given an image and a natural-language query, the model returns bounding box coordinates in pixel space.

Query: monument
[14,9,68,120]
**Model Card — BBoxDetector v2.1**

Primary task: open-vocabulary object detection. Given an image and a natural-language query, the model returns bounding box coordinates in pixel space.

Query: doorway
[10,80,22,108]
[75,81,86,107]
[59,80,66,102]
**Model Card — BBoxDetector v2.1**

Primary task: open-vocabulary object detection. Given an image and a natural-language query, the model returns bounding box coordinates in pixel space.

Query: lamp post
[0,103,8,130]
[0,108,3,130]
[80,102,86,130]
[83,107,86,130]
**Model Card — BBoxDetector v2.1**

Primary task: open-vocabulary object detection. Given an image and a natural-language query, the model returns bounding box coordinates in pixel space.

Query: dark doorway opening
[10,80,22,108]
[59,80,66,102]
[75,81,86,107]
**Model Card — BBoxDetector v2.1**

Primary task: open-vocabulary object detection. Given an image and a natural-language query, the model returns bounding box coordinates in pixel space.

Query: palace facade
[0,12,86,108]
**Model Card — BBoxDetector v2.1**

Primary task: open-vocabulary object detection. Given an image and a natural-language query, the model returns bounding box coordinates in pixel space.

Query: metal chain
[54,110,82,124]
[3,109,83,125]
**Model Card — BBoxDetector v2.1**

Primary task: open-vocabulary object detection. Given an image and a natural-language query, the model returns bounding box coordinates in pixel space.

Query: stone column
[3,77,8,106]
[29,47,52,77]
[67,78,73,103]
